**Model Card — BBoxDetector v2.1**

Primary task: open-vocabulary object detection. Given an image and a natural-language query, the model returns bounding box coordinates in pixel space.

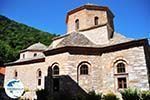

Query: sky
[0,0,150,39]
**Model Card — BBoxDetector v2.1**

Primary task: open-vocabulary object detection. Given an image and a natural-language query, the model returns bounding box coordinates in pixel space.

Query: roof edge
[66,4,114,23]
[44,38,149,56]
[5,58,45,66]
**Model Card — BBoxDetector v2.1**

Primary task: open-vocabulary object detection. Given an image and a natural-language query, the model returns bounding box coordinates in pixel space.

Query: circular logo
[4,79,24,99]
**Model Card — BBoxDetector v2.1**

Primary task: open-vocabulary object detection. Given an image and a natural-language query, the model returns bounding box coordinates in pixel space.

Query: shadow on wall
[144,41,150,88]
[39,67,88,100]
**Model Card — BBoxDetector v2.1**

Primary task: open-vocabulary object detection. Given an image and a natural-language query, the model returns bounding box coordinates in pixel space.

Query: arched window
[37,69,42,86]
[80,64,88,75]
[75,19,79,30]
[94,16,99,25]
[117,63,125,73]
[53,65,59,75]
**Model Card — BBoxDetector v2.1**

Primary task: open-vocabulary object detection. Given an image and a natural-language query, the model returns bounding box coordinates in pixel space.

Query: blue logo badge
[4,79,24,99]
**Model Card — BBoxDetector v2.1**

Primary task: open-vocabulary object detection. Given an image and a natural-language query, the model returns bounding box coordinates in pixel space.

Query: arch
[94,16,99,25]
[77,61,91,83]
[111,57,128,68]
[75,19,79,30]
[50,62,60,76]
[78,61,91,68]
[77,61,91,75]
[113,59,128,74]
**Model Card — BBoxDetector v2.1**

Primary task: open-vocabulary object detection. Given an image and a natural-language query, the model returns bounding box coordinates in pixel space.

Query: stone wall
[5,61,47,99]
[45,45,149,94]
[67,9,107,33]
[4,46,149,99]
[80,26,109,45]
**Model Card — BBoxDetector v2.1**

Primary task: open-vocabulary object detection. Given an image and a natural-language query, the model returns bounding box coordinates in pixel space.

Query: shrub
[103,92,119,100]
[36,89,49,100]
[86,91,102,100]
[120,88,141,100]
[141,90,150,100]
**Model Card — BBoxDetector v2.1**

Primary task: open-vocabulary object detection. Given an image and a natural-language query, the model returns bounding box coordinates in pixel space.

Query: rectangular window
[118,77,127,89]
[38,79,41,86]
[53,78,59,92]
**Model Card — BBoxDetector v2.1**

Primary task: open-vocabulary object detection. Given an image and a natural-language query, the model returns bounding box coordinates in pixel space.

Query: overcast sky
[1,0,150,39]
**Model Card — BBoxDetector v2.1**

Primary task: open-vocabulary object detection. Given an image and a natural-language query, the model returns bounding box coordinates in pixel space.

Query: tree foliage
[0,15,57,63]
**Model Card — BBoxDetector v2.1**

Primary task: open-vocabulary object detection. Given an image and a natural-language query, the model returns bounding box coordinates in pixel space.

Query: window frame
[80,64,89,75]
[118,77,127,89]
[117,63,126,73]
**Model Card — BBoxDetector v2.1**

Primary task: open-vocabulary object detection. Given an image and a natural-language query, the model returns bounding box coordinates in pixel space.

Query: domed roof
[26,42,47,51]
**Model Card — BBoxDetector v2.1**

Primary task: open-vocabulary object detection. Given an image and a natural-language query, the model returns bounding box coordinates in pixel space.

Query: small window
[53,65,59,75]
[117,63,125,73]
[14,70,18,78]
[23,54,25,58]
[80,64,88,75]
[38,79,41,86]
[94,17,99,25]
[34,53,37,57]
[118,77,127,89]
[75,19,79,30]
[37,69,42,86]
[53,78,59,92]
[38,70,42,77]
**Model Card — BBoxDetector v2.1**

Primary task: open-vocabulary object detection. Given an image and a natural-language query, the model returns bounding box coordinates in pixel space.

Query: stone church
[4,4,150,99]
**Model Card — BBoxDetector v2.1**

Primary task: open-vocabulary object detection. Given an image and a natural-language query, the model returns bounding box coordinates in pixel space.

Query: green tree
[0,15,57,63]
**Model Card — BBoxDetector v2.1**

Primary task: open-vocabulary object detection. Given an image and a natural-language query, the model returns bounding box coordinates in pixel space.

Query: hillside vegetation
[0,15,57,63]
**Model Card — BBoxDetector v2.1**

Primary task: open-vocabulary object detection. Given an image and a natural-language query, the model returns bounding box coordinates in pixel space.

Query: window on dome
[75,19,79,30]
[94,16,99,25]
